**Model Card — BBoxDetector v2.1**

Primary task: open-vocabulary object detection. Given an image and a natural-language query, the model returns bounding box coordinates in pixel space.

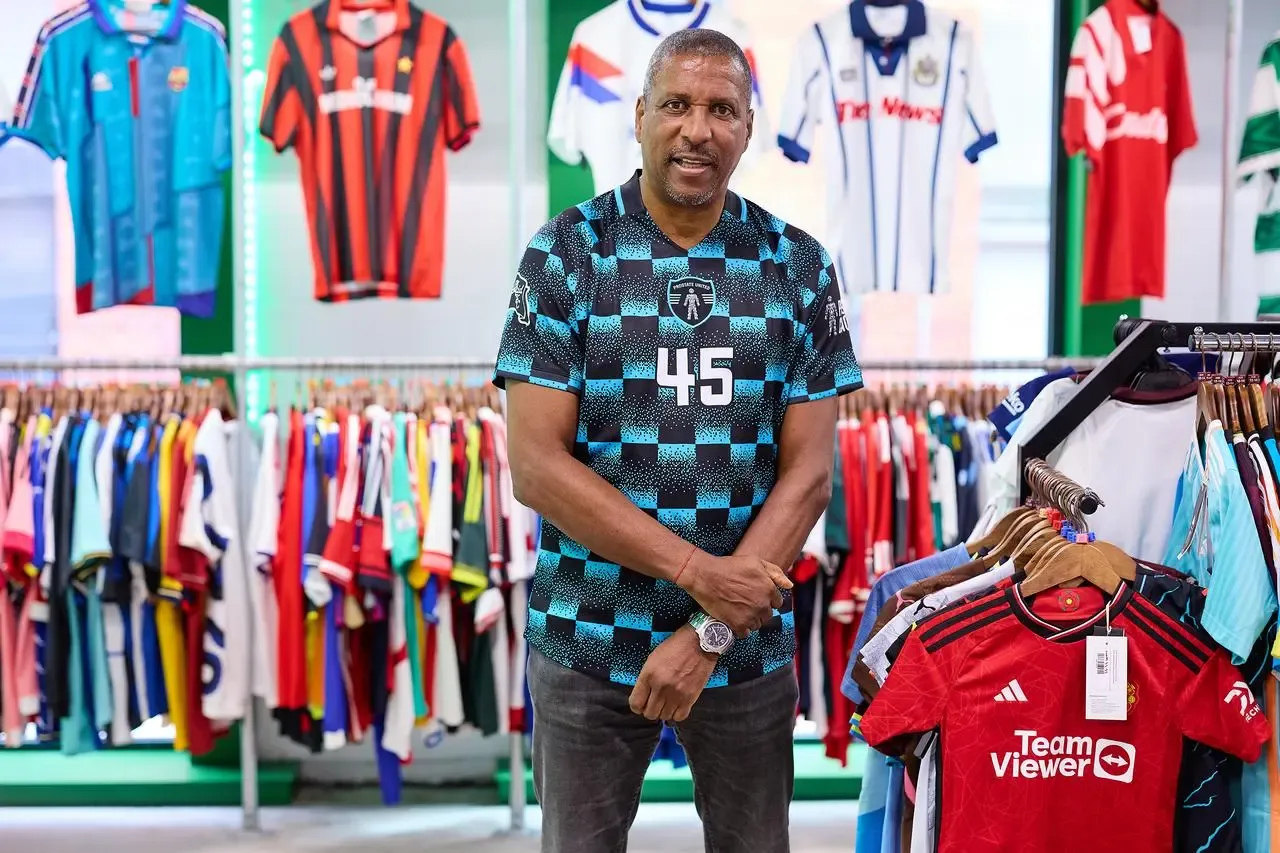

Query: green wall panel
[180,0,235,367]
[1062,0,1139,356]
[547,0,614,217]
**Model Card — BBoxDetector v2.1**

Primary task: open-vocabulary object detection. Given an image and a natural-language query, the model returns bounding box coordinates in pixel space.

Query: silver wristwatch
[689,611,734,655]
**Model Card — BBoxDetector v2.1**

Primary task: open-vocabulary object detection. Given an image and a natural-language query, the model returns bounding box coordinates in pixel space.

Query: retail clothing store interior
[2,0,1280,851]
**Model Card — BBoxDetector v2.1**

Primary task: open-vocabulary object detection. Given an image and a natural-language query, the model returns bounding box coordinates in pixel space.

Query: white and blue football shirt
[777,0,997,296]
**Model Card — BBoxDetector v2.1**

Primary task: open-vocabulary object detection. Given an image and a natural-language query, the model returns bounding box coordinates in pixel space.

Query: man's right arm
[505,381,705,585]
[504,382,788,636]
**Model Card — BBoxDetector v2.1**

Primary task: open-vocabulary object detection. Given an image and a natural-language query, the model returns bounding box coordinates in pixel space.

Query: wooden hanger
[1020,534,1130,597]
[1238,380,1257,434]
[967,505,1035,554]
[1251,379,1269,430]
[972,508,1053,570]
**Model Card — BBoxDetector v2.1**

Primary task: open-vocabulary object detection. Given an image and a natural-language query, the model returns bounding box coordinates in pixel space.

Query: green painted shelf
[495,740,864,804]
[0,750,298,807]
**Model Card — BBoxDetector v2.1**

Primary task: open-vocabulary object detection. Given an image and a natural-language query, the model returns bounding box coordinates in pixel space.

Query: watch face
[704,622,733,651]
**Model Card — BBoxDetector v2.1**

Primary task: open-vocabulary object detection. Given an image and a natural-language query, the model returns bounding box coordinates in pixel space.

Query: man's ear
[745,106,754,148]
[634,96,644,143]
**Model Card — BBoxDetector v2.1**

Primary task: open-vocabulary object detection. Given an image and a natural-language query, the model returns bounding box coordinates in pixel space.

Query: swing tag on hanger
[1085,626,1128,721]
[1128,17,1152,54]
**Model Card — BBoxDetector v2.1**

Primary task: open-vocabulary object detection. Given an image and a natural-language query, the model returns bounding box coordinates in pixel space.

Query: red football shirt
[1062,0,1197,304]
[259,0,480,302]
[860,584,1269,853]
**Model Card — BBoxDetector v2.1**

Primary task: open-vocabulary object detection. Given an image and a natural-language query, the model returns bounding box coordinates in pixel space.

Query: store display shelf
[0,751,298,808]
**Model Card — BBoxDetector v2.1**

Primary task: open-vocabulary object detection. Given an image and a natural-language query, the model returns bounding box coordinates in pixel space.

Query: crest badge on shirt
[667,276,715,328]
[168,66,189,93]
[511,273,531,326]
[913,56,939,87]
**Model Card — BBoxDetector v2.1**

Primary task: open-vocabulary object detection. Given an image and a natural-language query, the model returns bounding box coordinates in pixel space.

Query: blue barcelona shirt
[11,0,230,316]
[494,170,864,687]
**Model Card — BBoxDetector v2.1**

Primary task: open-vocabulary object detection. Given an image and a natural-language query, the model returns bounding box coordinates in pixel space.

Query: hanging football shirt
[547,0,772,197]
[777,0,997,296]
[258,0,481,303]
[1062,0,1198,304]
[1238,33,1280,318]
[861,584,1270,853]
[11,0,231,317]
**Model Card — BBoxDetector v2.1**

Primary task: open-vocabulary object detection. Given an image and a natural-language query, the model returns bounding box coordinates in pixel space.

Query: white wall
[1146,0,1280,323]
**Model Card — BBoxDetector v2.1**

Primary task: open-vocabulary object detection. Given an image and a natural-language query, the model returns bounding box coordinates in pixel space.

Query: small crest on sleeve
[511,273,531,326]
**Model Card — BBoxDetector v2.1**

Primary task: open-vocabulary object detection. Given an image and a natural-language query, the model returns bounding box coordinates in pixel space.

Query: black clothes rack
[1016,317,1280,503]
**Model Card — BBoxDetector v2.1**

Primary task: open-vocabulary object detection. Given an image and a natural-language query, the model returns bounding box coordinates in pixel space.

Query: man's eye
[664,100,687,111]
[712,104,734,117]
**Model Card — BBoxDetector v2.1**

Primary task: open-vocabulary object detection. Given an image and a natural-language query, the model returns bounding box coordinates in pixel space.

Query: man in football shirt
[495,29,863,853]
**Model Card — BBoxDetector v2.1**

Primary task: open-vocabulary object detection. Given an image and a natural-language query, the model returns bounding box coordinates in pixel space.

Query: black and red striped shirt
[259,0,479,302]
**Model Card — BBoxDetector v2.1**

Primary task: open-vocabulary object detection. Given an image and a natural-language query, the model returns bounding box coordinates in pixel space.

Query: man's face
[635,52,753,207]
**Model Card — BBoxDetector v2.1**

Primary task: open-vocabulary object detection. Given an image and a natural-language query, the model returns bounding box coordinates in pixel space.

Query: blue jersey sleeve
[1201,429,1278,664]
[12,18,73,159]
[493,218,589,395]
[209,24,232,173]
[786,244,863,404]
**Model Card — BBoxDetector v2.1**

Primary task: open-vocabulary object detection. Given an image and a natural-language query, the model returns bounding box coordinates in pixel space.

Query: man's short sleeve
[859,631,950,755]
[443,27,481,151]
[1176,648,1270,764]
[787,247,863,403]
[776,24,824,164]
[493,221,587,394]
[12,23,68,159]
[258,28,303,153]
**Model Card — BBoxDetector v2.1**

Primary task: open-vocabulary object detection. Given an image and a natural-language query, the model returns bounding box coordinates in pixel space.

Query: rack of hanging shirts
[1016,318,1280,504]
[0,355,528,835]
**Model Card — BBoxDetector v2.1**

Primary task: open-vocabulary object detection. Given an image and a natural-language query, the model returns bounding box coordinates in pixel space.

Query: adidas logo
[994,679,1028,703]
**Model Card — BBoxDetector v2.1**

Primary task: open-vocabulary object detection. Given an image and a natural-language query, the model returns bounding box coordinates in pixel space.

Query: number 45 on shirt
[657,347,734,407]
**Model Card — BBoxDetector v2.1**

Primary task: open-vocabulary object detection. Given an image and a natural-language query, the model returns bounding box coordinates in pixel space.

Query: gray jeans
[528,648,798,853]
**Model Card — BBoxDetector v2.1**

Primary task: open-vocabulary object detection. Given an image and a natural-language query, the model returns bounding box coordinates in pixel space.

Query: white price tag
[1128,17,1153,54]
[1085,632,1128,721]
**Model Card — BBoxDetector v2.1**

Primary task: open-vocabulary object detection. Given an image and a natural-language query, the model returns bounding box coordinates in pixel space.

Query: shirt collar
[848,0,927,45]
[626,0,711,37]
[613,170,748,225]
[1112,0,1159,13]
[325,0,412,33]
[90,0,188,40]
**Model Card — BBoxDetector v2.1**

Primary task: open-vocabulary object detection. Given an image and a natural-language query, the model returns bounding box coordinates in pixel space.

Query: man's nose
[681,106,713,144]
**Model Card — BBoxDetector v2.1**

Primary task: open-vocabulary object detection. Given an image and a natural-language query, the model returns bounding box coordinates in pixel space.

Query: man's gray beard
[661,171,718,207]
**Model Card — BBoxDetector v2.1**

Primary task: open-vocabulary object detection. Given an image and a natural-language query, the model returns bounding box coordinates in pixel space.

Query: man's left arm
[737,248,863,566]
[732,397,839,568]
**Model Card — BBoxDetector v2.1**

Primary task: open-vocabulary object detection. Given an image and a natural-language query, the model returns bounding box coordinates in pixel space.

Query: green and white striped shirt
[1239,33,1280,317]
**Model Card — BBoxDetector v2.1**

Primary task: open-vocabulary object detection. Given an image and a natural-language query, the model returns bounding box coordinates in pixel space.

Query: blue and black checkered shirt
[494,171,864,687]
